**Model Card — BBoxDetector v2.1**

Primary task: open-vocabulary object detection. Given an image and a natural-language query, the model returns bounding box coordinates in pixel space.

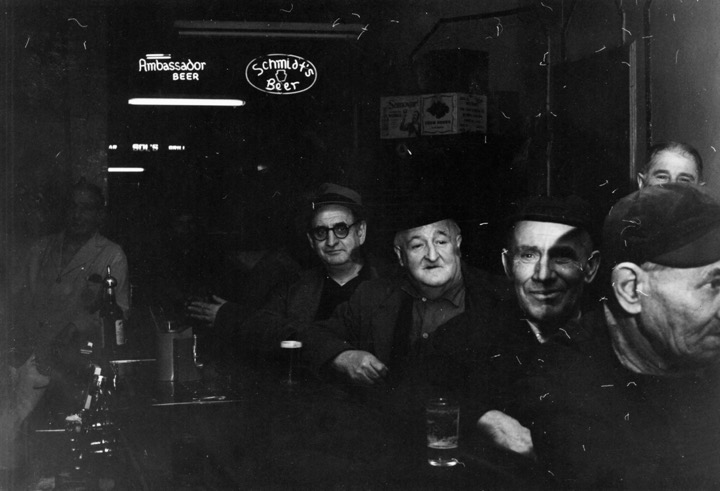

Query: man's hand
[331,350,388,385]
[15,354,50,390]
[477,410,536,459]
[11,354,50,424]
[187,295,227,326]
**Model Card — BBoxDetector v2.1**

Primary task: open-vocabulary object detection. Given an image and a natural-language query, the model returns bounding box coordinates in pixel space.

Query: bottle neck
[104,286,117,303]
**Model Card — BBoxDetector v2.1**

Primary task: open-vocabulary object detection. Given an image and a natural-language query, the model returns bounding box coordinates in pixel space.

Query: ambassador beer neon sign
[245,54,317,95]
[138,53,207,81]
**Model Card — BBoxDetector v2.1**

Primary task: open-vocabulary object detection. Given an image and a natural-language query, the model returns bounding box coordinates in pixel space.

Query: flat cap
[603,183,720,268]
[312,183,362,210]
[507,194,596,232]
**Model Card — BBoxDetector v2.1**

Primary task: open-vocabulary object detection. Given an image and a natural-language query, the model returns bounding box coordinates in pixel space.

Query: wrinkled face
[394,220,463,297]
[639,260,720,367]
[307,205,366,269]
[638,150,702,188]
[504,221,598,327]
[66,190,103,240]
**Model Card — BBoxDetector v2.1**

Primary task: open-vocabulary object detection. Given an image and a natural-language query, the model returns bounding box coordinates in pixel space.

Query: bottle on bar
[99,265,125,358]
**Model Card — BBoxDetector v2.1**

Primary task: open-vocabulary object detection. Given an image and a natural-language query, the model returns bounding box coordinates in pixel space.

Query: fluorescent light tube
[108,167,145,173]
[128,98,245,107]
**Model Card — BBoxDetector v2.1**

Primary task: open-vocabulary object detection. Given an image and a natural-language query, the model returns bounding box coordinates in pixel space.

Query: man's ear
[636,173,646,189]
[611,262,644,315]
[306,233,314,249]
[393,245,405,267]
[356,220,367,245]
[455,234,462,249]
[501,250,513,278]
[584,250,601,284]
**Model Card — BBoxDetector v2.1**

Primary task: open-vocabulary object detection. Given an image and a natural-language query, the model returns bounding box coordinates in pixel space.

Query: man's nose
[326,230,339,246]
[532,256,554,282]
[425,243,439,261]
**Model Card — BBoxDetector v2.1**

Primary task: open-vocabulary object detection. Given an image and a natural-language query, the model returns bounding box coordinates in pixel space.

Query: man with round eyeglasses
[306,204,366,291]
[223,183,384,359]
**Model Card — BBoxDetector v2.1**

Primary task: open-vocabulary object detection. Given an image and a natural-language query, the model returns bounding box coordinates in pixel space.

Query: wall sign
[380,93,486,139]
[245,54,317,95]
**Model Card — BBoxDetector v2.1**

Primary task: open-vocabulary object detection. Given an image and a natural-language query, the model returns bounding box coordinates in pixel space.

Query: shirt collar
[524,310,582,344]
[401,272,465,307]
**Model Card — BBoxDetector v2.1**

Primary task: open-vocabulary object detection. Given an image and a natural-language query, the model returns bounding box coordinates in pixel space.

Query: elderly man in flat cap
[515,183,720,488]
[299,206,508,441]
[477,195,602,458]
[198,183,384,358]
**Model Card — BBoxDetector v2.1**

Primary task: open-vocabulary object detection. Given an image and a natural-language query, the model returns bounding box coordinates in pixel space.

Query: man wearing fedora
[299,206,508,439]
[516,183,720,488]
[217,182,384,357]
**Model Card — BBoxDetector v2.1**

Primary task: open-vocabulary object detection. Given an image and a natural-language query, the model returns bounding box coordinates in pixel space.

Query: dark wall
[14,0,709,284]
[649,1,720,200]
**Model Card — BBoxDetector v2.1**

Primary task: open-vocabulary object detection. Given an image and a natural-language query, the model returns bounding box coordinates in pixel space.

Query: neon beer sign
[138,53,207,81]
[245,54,317,95]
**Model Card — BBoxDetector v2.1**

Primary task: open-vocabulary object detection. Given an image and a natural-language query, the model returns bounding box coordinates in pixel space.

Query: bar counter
[22,312,542,490]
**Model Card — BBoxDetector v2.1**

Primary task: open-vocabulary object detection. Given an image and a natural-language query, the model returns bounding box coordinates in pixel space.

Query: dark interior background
[3,0,720,314]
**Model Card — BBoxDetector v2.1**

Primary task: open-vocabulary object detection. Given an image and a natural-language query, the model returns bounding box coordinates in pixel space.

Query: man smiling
[518,183,720,488]
[501,196,600,341]
[477,195,600,458]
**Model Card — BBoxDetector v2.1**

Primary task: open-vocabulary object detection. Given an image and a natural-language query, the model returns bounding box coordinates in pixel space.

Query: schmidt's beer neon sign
[138,53,207,81]
[245,54,317,95]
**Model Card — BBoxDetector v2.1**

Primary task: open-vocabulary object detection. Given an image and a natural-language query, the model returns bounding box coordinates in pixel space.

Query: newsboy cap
[312,183,363,211]
[603,183,720,268]
[507,194,596,232]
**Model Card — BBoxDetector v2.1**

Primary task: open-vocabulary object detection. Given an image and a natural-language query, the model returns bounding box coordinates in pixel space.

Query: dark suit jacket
[233,260,384,357]
[518,309,720,489]
[299,263,510,437]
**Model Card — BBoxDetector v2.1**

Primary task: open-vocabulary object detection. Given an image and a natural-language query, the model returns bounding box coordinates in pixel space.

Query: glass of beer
[425,397,460,467]
[280,340,302,385]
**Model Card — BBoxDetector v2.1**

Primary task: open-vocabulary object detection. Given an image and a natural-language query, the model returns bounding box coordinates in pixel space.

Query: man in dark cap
[218,183,384,358]
[299,208,507,436]
[501,194,600,342]
[516,183,720,488]
[477,194,601,457]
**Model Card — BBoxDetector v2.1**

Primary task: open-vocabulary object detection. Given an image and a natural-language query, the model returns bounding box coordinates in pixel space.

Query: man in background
[637,141,704,188]
[15,178,129,352]
[6,179,129,472]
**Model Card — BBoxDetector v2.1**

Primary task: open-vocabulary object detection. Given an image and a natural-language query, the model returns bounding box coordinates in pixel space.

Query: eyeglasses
[309,221,359,241]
